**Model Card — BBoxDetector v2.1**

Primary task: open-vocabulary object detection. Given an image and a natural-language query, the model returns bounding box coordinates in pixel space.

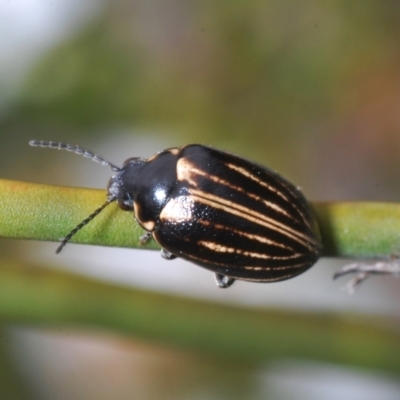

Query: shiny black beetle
[30,140,321,288]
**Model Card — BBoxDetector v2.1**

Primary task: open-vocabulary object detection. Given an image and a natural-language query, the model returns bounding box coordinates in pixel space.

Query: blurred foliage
[0,260,399,375]
[0,328,33,400]
[3,1,400,198]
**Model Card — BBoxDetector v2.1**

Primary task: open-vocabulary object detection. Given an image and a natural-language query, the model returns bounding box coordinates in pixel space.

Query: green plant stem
[0,178,159,251]
[1,178,400,257]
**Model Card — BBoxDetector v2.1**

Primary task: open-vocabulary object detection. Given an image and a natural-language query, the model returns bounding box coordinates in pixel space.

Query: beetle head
[107,157,146,211]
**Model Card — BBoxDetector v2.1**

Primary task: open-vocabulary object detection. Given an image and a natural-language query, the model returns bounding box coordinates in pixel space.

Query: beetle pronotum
[30,140,321,288]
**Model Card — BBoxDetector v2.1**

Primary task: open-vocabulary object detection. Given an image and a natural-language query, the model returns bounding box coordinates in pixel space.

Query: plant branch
[2,179,400,258]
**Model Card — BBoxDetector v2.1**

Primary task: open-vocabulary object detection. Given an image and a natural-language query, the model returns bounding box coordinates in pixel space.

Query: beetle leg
[333,259,400,293]
[139,231,152,245]
[215,273,235,288]
[161,248,177,260]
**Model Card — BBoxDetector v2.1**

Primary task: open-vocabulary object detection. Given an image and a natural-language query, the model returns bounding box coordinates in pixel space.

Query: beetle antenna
[29,140,121,172]
[56,197,116,254]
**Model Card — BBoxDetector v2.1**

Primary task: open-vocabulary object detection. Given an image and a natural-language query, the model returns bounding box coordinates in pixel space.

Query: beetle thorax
[127,149,180,230]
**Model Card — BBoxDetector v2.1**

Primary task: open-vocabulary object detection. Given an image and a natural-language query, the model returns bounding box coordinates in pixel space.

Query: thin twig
[333,260,400,293]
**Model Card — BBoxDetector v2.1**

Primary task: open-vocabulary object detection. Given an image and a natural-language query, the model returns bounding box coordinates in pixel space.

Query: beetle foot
[215,273,235,288]
[161,248,177,260]
[333,260,400,293]
[139,232,152,245]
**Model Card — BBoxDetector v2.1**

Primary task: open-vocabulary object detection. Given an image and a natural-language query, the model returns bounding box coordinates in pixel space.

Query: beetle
[29,140,321,288]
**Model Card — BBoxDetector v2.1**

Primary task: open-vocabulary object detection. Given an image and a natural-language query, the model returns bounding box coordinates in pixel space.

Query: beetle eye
[118,198,133,211]
[119,203,132,211]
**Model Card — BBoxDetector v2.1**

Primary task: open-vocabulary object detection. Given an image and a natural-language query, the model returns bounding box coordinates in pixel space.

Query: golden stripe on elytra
[225,162,291,202]
[225,162,313,231]
[243,261,309,271]
[177,251,305,281]
[273,174,315,232]
[196,219,295,251]
[198,240,302,261]
[178,163,295,221]
[244,273,300,282]
[180,251,235,268]
[189,188,312,248]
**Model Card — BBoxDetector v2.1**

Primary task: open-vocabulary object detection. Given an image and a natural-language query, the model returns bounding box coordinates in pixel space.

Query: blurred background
[1,0,400,399]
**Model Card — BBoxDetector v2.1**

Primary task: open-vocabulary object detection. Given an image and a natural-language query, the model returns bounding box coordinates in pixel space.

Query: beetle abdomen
[155,145,321,282]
